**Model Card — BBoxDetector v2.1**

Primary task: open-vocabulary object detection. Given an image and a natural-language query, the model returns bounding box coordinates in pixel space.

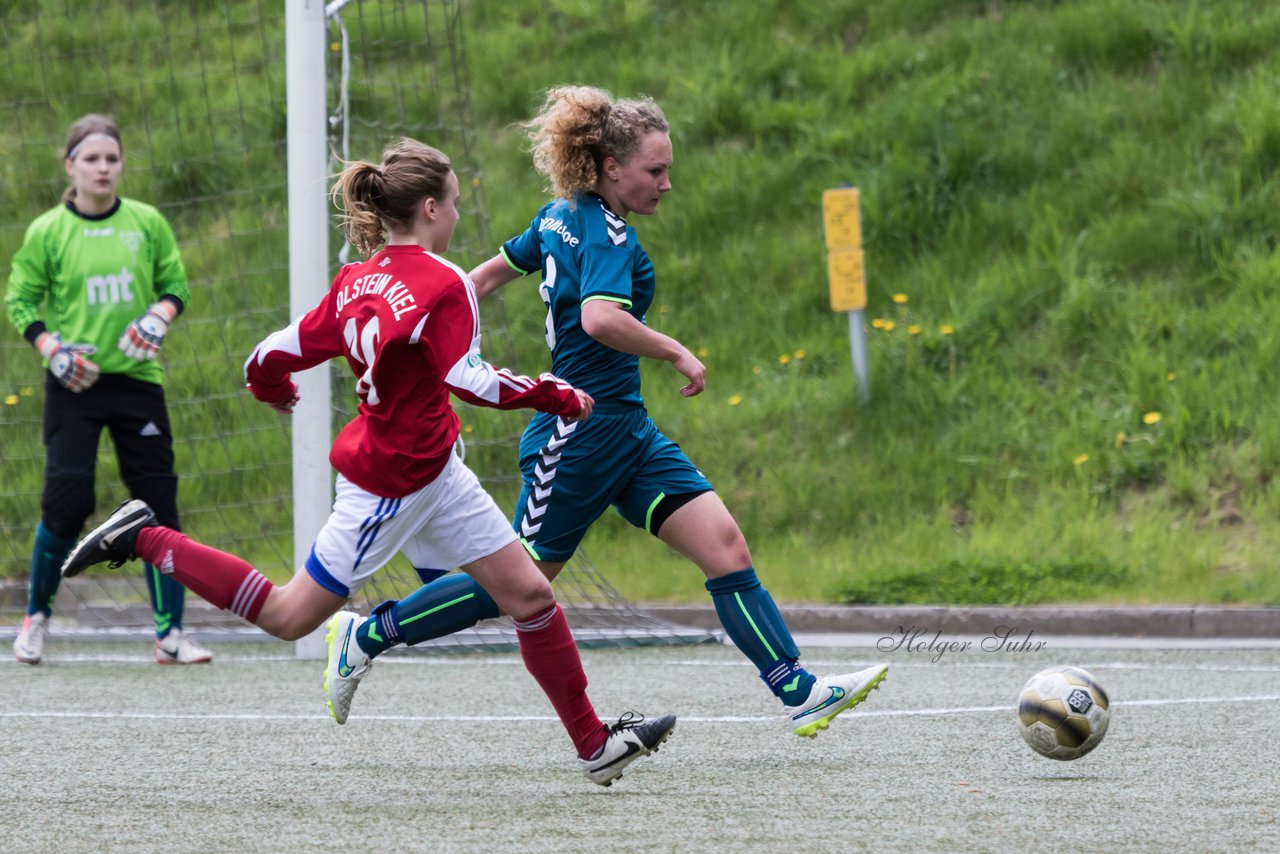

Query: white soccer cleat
[14,612,50,665]
[324,611,372,724]
[788,664,889,738]
[579,712,676,787]
[155,628,213,665]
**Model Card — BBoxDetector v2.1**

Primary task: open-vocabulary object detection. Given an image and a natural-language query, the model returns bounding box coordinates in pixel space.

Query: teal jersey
[5,198,189,384]
[500,193,655,411]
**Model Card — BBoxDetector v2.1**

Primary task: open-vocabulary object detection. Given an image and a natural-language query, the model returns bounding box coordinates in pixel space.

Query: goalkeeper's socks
[144,561,186,638]
[705,567,818,704]
[28,523,75,615]
[355,573,498,658]
[513,604,607,760]
[135,527,272,623]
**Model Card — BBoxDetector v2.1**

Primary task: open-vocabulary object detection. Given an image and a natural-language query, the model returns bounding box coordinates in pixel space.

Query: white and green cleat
[788,664,889,738]
[324,610,372,725]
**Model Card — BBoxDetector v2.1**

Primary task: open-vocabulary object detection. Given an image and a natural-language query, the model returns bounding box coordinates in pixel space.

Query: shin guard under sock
[356,573,499,658]
[144,561,187,638]
[27,523,75,616]
[705,567,816,705]
[513,604,607,759]
[135,527,272,624]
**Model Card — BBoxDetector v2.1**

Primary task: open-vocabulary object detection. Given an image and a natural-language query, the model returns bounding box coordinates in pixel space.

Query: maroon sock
[513,604,607,759]
[136,527,272,623]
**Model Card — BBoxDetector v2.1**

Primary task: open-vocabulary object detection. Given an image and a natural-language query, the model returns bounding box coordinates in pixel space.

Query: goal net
[0,0,713,652]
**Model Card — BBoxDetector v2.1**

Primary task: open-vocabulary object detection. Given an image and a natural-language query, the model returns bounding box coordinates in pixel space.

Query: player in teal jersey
[5,114,211,665]
[334,86,888,739]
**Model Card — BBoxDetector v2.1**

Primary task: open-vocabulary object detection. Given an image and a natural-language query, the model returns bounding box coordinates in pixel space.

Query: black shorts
[42,372,180,533]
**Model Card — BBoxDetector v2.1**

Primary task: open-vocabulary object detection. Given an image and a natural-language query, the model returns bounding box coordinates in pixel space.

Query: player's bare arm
[580,298,705,397]
[468,254,522,300]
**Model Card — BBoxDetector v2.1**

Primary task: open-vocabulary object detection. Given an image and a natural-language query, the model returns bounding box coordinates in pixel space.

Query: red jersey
[244,244,581,497]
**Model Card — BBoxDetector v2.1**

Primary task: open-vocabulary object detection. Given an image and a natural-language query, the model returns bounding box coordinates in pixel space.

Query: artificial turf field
[3,633,1278,853]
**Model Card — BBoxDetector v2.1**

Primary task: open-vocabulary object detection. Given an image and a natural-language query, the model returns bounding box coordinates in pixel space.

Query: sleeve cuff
[21,321,47,346]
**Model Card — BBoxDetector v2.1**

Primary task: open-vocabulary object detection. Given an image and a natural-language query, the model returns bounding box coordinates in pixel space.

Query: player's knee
[722,532,752,567]
[271,622,309,642]
[257,609,323,641]
[41,477,95,539]
[509,577,556,619]
[699,524,751,573]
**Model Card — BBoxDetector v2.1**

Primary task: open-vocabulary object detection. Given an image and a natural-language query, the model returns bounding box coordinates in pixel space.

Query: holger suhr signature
[876,625,1047,663]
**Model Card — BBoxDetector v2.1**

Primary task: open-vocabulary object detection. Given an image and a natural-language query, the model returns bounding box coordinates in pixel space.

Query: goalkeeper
[5,114,211,666]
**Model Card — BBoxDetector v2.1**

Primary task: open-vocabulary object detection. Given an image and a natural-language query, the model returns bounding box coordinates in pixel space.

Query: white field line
[3,694,1278,724]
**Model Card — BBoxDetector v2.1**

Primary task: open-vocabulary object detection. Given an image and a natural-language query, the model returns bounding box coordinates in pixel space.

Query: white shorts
[304,452,518,597]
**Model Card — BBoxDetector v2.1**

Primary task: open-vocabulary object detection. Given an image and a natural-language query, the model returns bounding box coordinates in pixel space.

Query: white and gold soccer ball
[1017,665,1111,760]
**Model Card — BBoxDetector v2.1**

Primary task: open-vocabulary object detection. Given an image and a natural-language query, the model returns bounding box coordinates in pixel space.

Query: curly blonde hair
[331,138,452,257]
[522,85,668,199]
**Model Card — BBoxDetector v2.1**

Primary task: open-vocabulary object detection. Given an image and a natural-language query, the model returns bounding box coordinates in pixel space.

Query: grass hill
[3,0,1278,607]
[461,0,1280,606]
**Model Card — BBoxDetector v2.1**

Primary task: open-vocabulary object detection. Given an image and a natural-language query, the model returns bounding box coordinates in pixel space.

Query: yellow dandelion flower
[659,304,671,314]
[940,325,954,335]
[892,293,908,304]
[20,387,34,397]
[882,320,896,332]
[871,318,886,329]
[793,349,806,360]
[1073,453,1089,466]
[4,394,18,406]
[752,366,762,375]
[907,324,922,336]
[330,41,342,52]
[1115,431,1127,449]
[696,347,709,358]
[1143,411,1162,425]
[778,354,791,365]
[727,394,743,406]
[464,424,473,433]
[1166,372,1176,382]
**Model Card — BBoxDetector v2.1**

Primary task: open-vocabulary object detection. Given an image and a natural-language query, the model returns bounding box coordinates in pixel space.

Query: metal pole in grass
[287,0,331,660]
[822,186,870,403]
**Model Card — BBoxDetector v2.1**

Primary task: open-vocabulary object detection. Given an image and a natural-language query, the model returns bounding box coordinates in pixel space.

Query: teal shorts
[513,407,712,562]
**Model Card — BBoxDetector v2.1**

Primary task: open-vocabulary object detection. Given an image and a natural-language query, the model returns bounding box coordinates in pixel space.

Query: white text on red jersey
[334,272,419,321]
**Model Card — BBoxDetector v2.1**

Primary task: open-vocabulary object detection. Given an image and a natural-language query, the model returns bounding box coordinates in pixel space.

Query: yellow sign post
[822,186,869,402]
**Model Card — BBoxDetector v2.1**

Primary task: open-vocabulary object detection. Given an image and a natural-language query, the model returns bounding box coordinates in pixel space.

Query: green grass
[4,0,1280,606]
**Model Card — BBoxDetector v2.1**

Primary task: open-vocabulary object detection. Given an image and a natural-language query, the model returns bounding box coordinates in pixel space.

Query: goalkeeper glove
[119,301,178,361]
[39,333,100,393]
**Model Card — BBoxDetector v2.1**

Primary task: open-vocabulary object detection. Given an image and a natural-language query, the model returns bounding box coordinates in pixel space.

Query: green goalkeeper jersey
[5,198,189,385]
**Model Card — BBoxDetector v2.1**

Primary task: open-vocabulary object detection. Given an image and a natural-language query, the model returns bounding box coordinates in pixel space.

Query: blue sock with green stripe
[705,567,816,706]
[144,562,186,639]
[355,573,499,658]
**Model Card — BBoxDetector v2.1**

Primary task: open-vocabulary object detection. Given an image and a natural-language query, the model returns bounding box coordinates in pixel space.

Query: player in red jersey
[62,138,675,786]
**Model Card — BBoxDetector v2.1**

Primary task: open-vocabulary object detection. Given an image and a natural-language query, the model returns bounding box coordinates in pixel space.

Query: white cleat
[788,664,889,738]
[155,628,213,665]
[324,611,371,724]
[14,613,50,665]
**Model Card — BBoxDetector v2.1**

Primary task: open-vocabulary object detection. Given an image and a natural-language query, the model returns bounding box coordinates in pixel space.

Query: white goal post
[286,0,334,659]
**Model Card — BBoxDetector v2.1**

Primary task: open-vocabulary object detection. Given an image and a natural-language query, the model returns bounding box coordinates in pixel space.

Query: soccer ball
[1017,665,1110,760]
